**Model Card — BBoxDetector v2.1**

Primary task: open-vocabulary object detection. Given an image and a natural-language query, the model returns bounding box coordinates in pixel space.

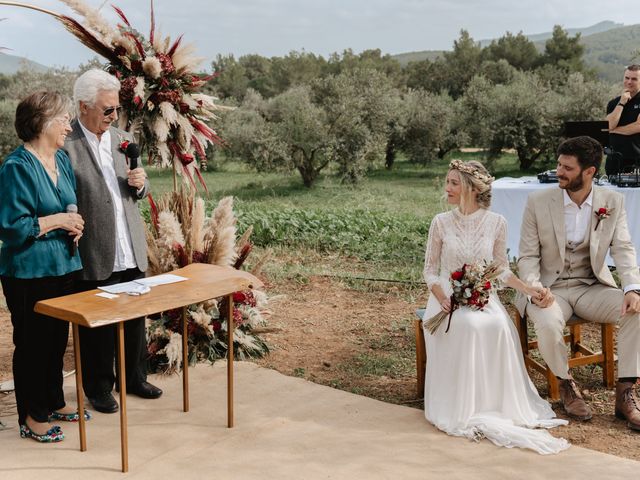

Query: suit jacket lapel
[69,120,105,178]
[589,186,601,263]
[110,127,128,178]
[549,188,566,263]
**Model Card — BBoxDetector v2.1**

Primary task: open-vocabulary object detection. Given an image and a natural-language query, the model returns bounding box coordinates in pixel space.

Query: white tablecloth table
[491,177,640,265]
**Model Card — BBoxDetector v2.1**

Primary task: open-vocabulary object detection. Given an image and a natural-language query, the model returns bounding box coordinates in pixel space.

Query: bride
[421,159,569,454]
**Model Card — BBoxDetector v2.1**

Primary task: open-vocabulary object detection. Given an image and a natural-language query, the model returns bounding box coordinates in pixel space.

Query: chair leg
[415,319,426,398]
[513,310,529,354]
[571,324,582,356]
[547,369,560,401]
[602,323,615,388]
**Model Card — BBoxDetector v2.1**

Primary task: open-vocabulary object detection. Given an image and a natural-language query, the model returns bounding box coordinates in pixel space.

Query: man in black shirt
[606,64,640,174]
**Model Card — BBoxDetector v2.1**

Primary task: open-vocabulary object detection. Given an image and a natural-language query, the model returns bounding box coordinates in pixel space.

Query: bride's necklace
[26,142,59,177]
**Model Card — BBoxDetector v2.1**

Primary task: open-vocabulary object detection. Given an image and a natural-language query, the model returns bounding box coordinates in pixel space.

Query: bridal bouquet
[425,261,501,334]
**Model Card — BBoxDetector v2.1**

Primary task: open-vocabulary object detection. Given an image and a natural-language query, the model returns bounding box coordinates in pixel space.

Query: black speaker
[564,121,609,147]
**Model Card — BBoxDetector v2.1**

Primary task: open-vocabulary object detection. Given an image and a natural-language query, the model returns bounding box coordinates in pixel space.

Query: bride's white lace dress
[422,208,569,454]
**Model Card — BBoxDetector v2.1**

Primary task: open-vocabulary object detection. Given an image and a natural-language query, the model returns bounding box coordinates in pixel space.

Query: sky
[1,0,640,70]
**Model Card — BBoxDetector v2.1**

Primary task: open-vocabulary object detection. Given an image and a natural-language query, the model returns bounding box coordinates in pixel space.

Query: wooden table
[34,263,262,473]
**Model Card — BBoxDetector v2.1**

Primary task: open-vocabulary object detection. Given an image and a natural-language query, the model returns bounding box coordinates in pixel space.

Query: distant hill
[391,20,637,83]
[392,50,446,66]
[484,20,622,46]
[579,24,640,83]
[0,52,49,75]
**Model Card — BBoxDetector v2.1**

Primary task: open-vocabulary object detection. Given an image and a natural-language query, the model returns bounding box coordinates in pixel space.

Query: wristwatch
[618,102,626,107]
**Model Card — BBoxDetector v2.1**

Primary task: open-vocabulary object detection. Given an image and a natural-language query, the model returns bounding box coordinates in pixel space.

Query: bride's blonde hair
[447,159,494,210]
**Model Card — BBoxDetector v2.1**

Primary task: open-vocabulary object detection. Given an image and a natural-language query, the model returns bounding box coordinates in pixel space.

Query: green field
[146,152,529,283]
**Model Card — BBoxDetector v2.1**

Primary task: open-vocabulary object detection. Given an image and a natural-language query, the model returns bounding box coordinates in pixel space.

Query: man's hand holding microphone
[125,143,146,191]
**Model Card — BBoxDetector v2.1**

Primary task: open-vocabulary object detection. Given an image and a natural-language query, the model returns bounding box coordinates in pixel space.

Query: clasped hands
[527,286,554,308]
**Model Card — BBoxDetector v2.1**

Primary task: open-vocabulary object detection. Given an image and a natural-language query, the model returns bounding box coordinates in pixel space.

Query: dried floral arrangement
[145,190,272,373]
[424,261,501,335]
[0,0,222,187]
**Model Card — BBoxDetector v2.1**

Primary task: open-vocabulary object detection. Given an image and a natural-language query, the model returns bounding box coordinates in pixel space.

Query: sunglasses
[102,105,122,116]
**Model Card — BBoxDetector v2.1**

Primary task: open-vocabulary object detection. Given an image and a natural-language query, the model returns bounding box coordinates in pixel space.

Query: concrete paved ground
[0,361,638,479]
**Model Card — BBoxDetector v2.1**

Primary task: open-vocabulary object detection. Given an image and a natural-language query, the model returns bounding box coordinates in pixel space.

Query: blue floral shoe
[20,423,64,443]
[48,410,92,422]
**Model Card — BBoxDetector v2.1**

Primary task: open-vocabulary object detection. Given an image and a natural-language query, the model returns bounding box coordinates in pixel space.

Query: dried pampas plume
[147,191,244,270]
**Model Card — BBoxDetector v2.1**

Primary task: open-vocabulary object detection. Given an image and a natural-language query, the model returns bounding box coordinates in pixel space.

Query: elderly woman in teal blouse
[0,91,88,443]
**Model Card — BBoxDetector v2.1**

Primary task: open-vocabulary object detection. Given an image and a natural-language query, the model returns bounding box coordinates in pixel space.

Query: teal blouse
[0,145,82,279]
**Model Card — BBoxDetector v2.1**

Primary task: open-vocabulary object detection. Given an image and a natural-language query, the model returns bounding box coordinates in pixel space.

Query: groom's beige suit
[516,185,640,379]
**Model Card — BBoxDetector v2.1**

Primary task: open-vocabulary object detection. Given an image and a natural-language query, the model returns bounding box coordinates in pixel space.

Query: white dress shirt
[563,189,592,246]
[78,122,137,272]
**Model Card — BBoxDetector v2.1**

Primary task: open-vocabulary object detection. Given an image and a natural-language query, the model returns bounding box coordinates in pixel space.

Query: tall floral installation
[146,191,272,373]
[0,0,223,188]
[0,0,273,372]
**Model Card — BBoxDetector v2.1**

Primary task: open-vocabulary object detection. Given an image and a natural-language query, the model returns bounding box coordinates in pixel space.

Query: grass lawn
[145,152,529,283]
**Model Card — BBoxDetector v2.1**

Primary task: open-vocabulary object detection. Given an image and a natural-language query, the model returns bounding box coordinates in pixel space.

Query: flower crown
[449,159,495,186]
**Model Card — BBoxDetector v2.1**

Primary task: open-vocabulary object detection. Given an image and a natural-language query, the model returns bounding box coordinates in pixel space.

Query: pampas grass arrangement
[146,190,271,374]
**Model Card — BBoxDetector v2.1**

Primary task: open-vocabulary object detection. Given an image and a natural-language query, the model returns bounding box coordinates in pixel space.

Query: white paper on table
[95,292,119,299]
[98,281,151,295]
[134,274,188,287]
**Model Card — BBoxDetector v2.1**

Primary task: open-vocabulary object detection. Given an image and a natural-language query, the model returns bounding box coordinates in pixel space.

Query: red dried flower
[451,270,464,281]
[119,76,138,104]
[233,308,243,326]
[232,290,257,307]
[156,52,175,74]
[154,89,182,104]
[192,251,206,263]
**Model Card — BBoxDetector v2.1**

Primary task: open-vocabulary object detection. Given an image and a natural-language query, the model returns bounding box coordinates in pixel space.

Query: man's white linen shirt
[78,122,137,272]
[563,188,592,246]
[563,188,640,293]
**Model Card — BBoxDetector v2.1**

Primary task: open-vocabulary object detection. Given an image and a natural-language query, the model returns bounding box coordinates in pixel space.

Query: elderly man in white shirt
[516,135,640,431]
[64,69,162,414]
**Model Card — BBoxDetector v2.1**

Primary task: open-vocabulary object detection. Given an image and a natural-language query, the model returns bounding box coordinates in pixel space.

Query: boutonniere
[594,206,613,231]
[119,138,130,154]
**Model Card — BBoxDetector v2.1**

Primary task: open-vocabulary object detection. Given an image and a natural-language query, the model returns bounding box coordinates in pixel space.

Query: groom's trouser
[525,279,640,379]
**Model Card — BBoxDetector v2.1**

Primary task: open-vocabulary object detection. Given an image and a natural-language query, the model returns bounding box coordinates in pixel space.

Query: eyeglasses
[102,105,122,116]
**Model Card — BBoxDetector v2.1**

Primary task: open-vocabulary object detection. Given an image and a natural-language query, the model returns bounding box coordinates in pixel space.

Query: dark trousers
[76,268,147,397]
[1,273,74,425]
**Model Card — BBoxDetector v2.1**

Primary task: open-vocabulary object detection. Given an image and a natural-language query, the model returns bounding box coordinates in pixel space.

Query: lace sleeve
[493,215,514,283]
[423,215,443,288]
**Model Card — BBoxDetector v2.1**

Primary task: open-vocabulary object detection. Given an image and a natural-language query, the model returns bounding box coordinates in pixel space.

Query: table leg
[227,294,234,428]
[72,324,87,451]
[182,306,189,412]
[116,322,129,473]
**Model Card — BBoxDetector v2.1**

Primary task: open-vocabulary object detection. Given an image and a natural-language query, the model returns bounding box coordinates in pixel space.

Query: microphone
[66,204,78,257]
[126,142,141,170]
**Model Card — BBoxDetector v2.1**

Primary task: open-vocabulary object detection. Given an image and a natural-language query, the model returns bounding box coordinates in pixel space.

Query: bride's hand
[439,297,452,313]
[526,286,545,301]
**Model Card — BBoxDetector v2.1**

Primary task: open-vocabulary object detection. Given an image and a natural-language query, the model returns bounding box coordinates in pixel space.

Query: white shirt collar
[562,188,593,208]
[78,120,110,145]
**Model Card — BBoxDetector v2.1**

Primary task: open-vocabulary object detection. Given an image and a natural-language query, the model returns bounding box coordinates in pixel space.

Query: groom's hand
[532,288,554,308]
[622,291,640,315]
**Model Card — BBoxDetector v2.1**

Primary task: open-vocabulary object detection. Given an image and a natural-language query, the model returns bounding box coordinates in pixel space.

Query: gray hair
[73,69,121,115]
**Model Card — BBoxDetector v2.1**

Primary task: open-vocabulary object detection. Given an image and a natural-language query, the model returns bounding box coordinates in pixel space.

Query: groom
[516,135,640,430]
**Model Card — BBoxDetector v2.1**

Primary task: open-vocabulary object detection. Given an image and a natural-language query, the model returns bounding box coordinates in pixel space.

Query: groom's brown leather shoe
[615,381,640,431]
[559,378,592,421]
